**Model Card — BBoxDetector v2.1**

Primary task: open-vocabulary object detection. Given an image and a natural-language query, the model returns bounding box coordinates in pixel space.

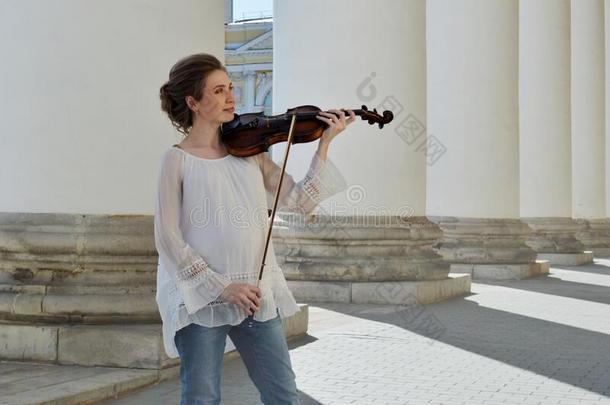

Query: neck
[185,119,223,148]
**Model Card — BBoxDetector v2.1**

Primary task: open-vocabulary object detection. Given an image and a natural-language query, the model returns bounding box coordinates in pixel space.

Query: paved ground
[99,259,610,405]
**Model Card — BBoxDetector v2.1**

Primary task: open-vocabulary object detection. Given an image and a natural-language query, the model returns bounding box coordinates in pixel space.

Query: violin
[220,105,394,157]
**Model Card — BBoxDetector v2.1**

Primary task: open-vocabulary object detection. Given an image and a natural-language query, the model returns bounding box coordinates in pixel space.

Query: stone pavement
[98,259,610,405]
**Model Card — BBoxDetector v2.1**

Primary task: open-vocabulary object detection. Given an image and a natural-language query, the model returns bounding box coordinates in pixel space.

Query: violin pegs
[361,104,368,111]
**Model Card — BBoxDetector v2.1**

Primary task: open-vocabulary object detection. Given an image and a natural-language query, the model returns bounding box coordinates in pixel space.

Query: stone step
[537,251,594,266]
[0,288,159,323]
[287,274,471,305]
[0,360,169,405]
[450,259,550,280]
[0,303,309,369]
[0,284,156,295]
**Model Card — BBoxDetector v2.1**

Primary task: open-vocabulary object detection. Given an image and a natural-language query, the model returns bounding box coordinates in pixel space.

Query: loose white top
[154,145,347,358]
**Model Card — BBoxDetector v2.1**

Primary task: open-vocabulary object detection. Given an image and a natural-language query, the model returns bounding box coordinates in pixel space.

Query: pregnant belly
[184,225,267,272]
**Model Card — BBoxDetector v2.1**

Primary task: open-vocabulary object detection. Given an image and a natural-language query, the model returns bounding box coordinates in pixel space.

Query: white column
[0,0,226,214]
[571,0,606,219]
[427,0,542,279]
[571,0,610,257]
[426,0,519,219]
[243,70,256,112]
[519,0,590,264]
[520,0,571,219]
[606,0,610,218]
[225,0,233,23]
[274,0,426,215]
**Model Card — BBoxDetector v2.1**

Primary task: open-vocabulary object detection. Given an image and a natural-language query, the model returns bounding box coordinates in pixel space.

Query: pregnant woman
[155,52,355,404]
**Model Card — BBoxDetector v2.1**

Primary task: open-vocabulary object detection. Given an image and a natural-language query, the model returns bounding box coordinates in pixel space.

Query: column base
[590,248,610,258]
[287,273,471,305]
[575,218,610,257]
[537,251,594,266]
[428,216,541,280]
[0,284,159,324]
[274,214,451,281]
[274,214,470,305]
[449,260,550,280]
[522,217,587,253]
[0,213,160,324]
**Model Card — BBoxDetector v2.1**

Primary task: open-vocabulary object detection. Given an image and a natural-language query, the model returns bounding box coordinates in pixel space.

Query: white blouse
[154,145,348,358]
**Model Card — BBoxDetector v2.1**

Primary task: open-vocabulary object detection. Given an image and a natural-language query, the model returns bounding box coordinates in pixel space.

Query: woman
[155,53,355,405]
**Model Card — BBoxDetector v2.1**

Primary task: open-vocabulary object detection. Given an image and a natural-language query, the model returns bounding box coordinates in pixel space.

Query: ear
[185,95,197,112]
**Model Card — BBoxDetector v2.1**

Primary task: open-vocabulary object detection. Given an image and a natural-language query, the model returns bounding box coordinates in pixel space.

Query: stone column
[0,0,226,369]
[520,0,592,266]
[571,0,610,257]
[243,70,257,112]
[273,0,470,304]
[426,0,548,279]
[605,0,610,256]
[225,0,233,24]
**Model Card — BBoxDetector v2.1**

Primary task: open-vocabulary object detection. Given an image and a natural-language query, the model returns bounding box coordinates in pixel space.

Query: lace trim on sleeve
[296,152,348,210]
[175,258,231,313]
[177,259,215,286]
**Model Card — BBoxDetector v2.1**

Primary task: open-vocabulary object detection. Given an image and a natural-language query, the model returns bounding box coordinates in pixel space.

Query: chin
[221,111,236,121]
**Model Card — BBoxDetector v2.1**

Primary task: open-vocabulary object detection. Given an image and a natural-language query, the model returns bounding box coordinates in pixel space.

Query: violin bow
[255,113,298,289]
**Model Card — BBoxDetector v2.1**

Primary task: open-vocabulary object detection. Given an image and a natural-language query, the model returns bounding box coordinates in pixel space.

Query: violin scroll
[357,105,394,129]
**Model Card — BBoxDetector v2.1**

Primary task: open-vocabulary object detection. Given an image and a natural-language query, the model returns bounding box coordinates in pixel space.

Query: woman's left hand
[317,108,356,144]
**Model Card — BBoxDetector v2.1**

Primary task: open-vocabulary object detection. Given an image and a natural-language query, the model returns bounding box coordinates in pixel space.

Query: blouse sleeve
[154,148,231,315]
[256,149,348,214]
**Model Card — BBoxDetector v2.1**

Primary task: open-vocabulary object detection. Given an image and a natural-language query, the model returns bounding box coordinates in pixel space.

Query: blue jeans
[174,309,301,405]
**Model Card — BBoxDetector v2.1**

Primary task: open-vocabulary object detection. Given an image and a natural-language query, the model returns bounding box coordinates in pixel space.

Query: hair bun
[160,83,170,97]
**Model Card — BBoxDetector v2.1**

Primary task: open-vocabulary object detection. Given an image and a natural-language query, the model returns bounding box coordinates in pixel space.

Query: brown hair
[159,53,227,136]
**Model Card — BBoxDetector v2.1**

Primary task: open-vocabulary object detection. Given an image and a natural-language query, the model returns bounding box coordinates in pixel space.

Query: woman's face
[190,69,236,125]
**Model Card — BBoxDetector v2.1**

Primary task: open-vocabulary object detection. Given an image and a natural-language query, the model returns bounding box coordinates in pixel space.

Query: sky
[232,0,273,21]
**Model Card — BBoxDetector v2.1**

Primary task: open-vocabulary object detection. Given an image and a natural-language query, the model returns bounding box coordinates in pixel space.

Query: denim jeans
[174,308,301,405]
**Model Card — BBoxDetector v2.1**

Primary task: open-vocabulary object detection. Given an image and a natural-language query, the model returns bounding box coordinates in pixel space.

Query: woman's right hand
[219,283,262,315]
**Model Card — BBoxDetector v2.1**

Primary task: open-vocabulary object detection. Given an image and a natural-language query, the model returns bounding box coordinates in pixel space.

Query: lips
[223,107,235,112]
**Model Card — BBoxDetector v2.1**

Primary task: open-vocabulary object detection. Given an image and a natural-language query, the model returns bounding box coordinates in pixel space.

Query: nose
[227,89,235,105]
